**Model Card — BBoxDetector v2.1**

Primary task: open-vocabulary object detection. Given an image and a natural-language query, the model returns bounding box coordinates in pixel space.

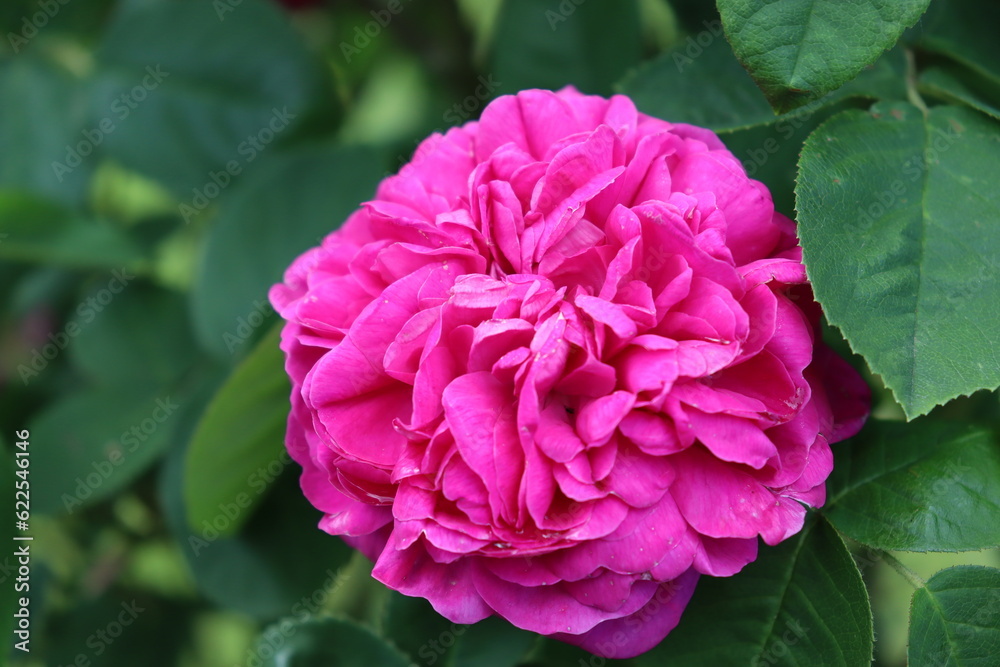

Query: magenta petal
[672,447,806,545]
[554,571,699,659]
[575,391,636,444]
[472,564,657,636]
[373,537,493,624]
[442,372,523,523]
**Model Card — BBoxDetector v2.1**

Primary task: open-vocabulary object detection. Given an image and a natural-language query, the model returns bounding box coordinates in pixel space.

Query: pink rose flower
[269,88,869,658]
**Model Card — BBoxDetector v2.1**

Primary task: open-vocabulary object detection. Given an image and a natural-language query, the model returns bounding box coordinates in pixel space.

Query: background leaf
[920,66,1000,121]
[94,0,337,197]
[30,386,179,514]
[190,143,384,359]
[488,0,641,95]
[796,102,1000,417]
[183,324,287,534]
[912,0,1000,87]
[70,282,198,388]
[619,38,905,132]
[824,419,1000,552]
[258,617,411,667]
[0,192,145,271]
[717,0,930,112]
[908,566,1000,666]
[0,57,94,206]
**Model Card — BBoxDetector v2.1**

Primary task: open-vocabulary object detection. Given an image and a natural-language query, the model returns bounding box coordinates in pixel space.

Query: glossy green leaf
[912,0,1000,87]
[636,516,872,666]
[619,37,905,132]
[30,387,180,514]
[920,66,1000,121]
[0,192,145,271]
[717,0,930,112]
[94,0,337,196]
[796,103,1000,418]
[190,143,384,359]
[183,325,288,534]
[825,420,1000,552]
[0,58,93,206]
[489,0,641,95]
[908,566,1000,666]
[70,283,198,388]
[259,617,410,667]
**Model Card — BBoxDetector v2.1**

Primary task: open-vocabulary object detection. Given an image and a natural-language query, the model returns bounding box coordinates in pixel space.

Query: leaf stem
[905,48,930,116]
[880,550,926,590]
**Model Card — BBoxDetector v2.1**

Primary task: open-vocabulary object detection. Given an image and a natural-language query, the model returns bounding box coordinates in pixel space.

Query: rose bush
[270,87,869,657]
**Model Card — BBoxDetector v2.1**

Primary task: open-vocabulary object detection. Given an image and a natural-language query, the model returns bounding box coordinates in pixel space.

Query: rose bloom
[270,88,869,658]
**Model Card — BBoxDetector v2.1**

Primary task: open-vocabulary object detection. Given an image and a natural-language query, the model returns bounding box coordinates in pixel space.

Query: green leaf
[717,0,930,112]
[382,592,536,667]
[636,515,872,667]
[796,103,1000,418]
[183,324,288,534]
[618,36,905,132]
[30,387,180,515]
[488,0,641,96]
[912,0,1000,87]
[94,0,337,197]
[920,66,1000,121]
[42,596,190,667]
[190,143,384,359]
[70,283,198,388]
[382,593,456,666]
[450,617,538,667]
[0,192,146,271]
[162,393,354,620]
[0,57,93,206]
[526,638,635,666]
[908,566,1000,666]
[259,617,411,667]
[825,420,1000,552]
